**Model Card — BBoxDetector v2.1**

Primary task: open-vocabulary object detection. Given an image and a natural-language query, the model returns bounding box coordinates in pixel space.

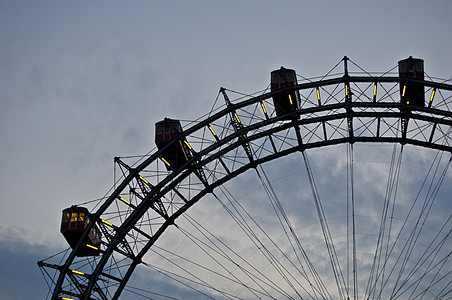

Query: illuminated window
[63,212,70,223]
[79,213,85,221]
[71,212,78,222]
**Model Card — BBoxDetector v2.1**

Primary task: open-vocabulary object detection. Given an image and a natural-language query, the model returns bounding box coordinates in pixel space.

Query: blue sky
[1,1,451,299]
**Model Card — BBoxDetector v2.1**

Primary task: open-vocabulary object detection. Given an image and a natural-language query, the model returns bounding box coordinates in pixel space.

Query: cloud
[1,1,451,298]
[0,227,58,300]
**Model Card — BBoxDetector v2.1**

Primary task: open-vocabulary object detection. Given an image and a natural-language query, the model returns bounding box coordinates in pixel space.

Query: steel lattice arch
[39,57,452,300]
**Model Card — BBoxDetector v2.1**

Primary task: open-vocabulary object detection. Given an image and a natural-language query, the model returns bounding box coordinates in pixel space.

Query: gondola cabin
[61,206,101,257]
[271,67,301,117]
[155,118,191,171]
[399,57,425,107]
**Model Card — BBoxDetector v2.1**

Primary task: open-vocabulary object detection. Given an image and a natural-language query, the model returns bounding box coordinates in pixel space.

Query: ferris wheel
[38,56,452,300]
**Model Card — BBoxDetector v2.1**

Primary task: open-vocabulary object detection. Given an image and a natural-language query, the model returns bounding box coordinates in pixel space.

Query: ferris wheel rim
[46,66,452,300]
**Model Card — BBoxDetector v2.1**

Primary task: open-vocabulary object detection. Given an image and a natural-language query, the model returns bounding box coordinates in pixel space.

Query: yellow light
[407,101,410,104]
[373,83,377,96]
[184,140,192,150]
[234,113,241,123]
[139,176,149,184]
[261,102,267,114]
[101,219,113,227]
[316,88,320,101]
[288,94,293,105]
[86,244,99,250]
[345,84,349,96]
[64,212,70,222]
[402,85,406,97]
[72,270,84,276]
[161,157,171,167]
[430,89,436,102]
[62,298,75,300]
[119,197,130,205]
[208,125,217,136]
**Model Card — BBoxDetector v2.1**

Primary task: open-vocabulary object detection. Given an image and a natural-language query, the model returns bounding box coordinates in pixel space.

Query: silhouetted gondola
[155,118,191,171]
[271,67,301,117]
[61,206,101,256]
[399,56,424,107]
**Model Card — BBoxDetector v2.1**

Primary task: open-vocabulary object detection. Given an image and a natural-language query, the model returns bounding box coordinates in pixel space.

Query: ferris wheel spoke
[368,149,451,299]
[405,256,452,300]
[301,150,348,299]
[384,151,448,295]
[209,166,334,299]
[391,155,452,298]
[151,242,258,300]
[180,207,279,297]
[143,261,238,300]
[363,143,402,298]
[213,182,317,299]
[399,230,452,299]
[218,93,332,298]
[346,143,358,299]
[37,56,452,299]
[175,220,285,299]
[428,274,452,300]
[255,164,332,299]
[378,145,404,297]
[402,210,452,298]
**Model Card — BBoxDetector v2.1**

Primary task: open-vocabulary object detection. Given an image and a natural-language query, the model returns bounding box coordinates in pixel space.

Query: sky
[1,1,451,299]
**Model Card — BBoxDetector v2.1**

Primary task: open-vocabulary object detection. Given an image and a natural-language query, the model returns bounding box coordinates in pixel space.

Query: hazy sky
[1,1,451,299]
